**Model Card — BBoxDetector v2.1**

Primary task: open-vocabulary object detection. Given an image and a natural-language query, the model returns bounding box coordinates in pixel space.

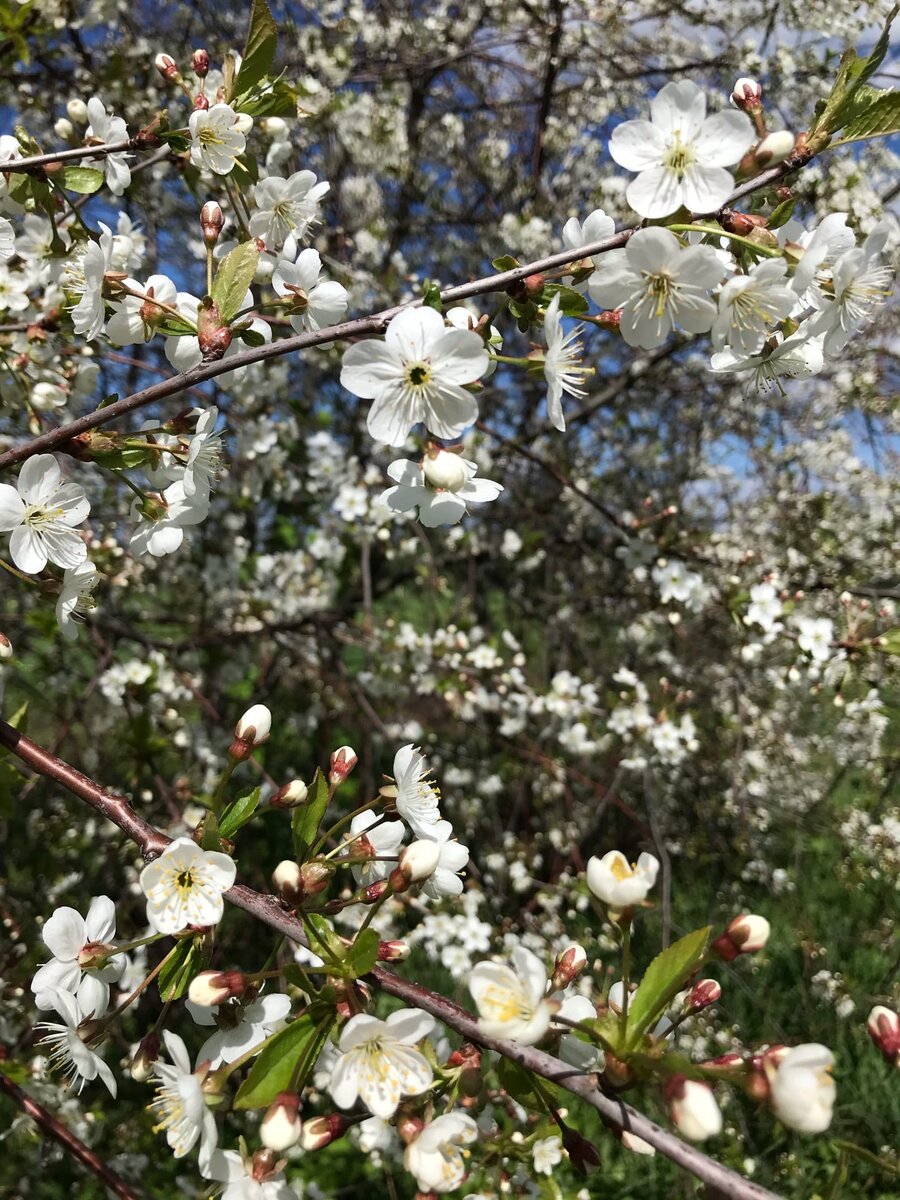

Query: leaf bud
[199,200,225,248]
[329,745,358,785]
[192,48,210,78]
[299,860,333,897]
[154,53,181,82]
[261,1092,303,1150]
[270,778,309,809]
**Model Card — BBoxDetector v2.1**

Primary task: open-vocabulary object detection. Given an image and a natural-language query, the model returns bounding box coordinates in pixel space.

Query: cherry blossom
[329,1008,435,1119]
[0,454,90,574]
[139,837,236,934]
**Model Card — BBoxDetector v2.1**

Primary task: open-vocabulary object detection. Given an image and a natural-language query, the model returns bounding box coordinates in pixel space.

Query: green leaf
[60,166,105,194]
[492,255,520,271]
[767,197,795,230]
[625,926,711,1045]
[304,913,346,967]
[291,768,330,860]
[200,811,221,850]
[422,281,443,313]
[810,5,898,138]
[875,628,900,655]
[159,937,202,1001]
[236,78,299,119]
[836,91,900,143]
[344,928,379,979]
[233,0,278,104]
[237,327,267,348]
[156,315,196,337]
[497,1059,555,1112]
[545,284,589,316]
[234,1003,336,1108]
[219,786,262,839]
[211,241,260,324]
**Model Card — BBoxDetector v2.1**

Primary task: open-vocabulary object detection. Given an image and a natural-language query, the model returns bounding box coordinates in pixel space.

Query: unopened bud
[0,633,12,660]
[685,979,722,1013]
[700,1053,745,1078]
[362,879,390,905]
[300,860,332,897]
[299,1114,350,1151]
[192,48,210,78]
[867,1005,900,1068]
[261,1092,303,1150]
[270,779,309,809]
[154,53,180,82]
[188,970,245,1007]
[329,745,358,785]
[753,130,795,169]
[273,860,303,903]
[507,272,545,303]
[422,447,469,492]
[560,1125,602,1176]
[731,78,762,111]
[665,1076,722,1141]
[551,944,587,991]
[193,92,210,111]
[377,939,410,962]
[66,98,89,124]
[54,118,75,140]
[130,1031,160,1081]
[232,703,272,752]
[260,117,288,137]
[397,840,441,884]
[199,200,224,249]
[234,113,254,136]
[620,1130,655,1156]
[395,1114,425,1145]
[720,209,768,236]
[712,913,770,961]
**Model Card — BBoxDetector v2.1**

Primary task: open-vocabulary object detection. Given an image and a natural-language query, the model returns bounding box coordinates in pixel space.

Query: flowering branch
[0,718,779,1200]
[3,139,138,174]
[0,1066,143,1200]
[0,157,800,472]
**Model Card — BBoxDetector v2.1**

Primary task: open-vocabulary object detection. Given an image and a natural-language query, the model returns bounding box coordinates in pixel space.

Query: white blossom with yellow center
[404,1112,479,1193]
[149,1031,218,1159]
[139,837,236,935]
[586,849,660,907]
[329,1008,436,1120]
[468,946,553,1045]
[766,1043,836,1133]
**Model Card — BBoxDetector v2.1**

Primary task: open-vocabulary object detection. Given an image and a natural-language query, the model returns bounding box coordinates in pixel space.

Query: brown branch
[4,139,136,174]
[0,159,801,472]
[0,1066,143,1200]
[0,718,779,1200]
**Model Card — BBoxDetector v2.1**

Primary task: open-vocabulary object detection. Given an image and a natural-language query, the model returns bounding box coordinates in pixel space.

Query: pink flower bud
[192,48,210,78]
[299,1114,350,1151]
[261,1092,303,1150]
[867,1006,900,1068]
[686,978,722,1013]
[731,77,762,110]
[199,200,224,248]
[329,745,358,785]
[377,939,410,962]
[551,944,587,991]
[154,53,180,81]
[193,92,210,111]
[188,970,244,1007]
[270,779,309,809]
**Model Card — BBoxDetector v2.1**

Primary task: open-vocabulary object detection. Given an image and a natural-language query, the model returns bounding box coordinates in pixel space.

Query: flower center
[644,271,674,318]
[664,134,696,178]
[611,857,637,881]
[405,362,432,388]
[23,503,62,529]
[198,126,224,147]
[176,868,195,892]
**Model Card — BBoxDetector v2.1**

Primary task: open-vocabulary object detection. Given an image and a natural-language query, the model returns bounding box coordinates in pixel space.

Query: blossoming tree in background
[0,1,898,1197]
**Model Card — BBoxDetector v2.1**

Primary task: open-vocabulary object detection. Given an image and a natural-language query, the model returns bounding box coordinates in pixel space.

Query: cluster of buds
[272,859,332,905]
[229,703,271,761]
[711,913,770,961]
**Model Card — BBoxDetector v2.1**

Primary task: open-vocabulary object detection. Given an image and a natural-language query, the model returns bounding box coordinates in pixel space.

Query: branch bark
[0,718,780,1200]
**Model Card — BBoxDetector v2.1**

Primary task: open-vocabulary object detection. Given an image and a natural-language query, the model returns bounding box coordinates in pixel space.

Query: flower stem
[666,223,782,258]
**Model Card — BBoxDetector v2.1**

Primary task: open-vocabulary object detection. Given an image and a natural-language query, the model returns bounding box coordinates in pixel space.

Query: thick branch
[0,719,779,1200]
[0,159,798,472]
[0,1067,143,1200]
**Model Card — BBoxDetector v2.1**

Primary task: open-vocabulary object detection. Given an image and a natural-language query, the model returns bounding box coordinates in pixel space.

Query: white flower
[810,222,894,356]
[182,407,224,498]
[189,993,292,1068]
[271,247,348,332]
[56,560,98,640]
[139,837,236,935]
[189,104,246,175]
[31,896,123,1015]
[542,293,590,431]
[669,1079,722,1141]
[389,744,443,837]
[446,305,501,375]
[469,946,553,1044]
[106,274,178,346]
[404,1112,479,1193]
[419,820,469,900]
[65,222,114,340]
[85,96,131,195]
[129,480,210,558]
[329,1008,435,1120]
[37,989,117,1097]
[200,1148,294,1200]
[341,307,488,446]
[745,581,782,632]
[350,809,406,886]
[249,171,330,248]
[766,1044,836,1133]
[532,1135,563,1175]
[709,329,824,392]
[712,259,797,356]
[609,80,754,218]
[586,850,659,907]
[150,1030,218,1158]
[790,213,856,299]
[562,208,616,253]
[795,615,834,663]
[0,454,90,574]
[589,227,722,349]
[0,216,14,262]
[381,452,502,527]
